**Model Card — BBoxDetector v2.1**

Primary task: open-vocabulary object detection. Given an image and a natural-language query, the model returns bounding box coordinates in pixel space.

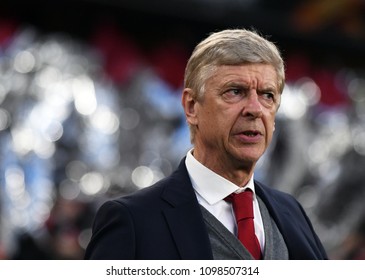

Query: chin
[235,148,264,161]
[231,154,260,168]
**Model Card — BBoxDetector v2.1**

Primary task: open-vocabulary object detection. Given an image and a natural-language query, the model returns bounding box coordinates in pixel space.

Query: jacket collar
[160,158,213,259]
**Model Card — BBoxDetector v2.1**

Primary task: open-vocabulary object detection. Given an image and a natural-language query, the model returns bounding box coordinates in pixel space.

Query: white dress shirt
[185,149,265,252]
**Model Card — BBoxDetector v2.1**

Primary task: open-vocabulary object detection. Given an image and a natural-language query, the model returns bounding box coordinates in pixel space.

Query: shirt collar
[185,149,256,205]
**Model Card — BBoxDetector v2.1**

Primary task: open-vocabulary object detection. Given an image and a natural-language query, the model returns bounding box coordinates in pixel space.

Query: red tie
[226,190,262,260]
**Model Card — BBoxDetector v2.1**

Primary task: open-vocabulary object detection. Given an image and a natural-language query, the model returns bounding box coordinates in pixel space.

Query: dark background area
[2,0,365,61]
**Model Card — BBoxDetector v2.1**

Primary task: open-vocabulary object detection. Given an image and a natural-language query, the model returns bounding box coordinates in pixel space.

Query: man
[84,29,328,260]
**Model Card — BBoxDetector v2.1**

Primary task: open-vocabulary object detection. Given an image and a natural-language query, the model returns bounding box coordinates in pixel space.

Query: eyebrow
[258,86,278,93]
[224,81,278,93]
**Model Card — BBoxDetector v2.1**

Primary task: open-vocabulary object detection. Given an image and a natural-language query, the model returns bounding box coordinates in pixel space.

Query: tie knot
[225,190,254,221]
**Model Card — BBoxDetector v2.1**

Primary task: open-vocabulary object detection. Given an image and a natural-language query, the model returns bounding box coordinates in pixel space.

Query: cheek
[200,109,232,142]
[266,129,274,145]
[265,116,276,141]
[198,100,245,139]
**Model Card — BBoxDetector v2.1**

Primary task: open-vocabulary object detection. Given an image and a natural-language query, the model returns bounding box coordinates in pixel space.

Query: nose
[242,91,263,118]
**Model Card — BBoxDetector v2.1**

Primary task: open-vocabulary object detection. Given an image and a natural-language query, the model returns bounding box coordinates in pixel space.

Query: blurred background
[1,0,365,260]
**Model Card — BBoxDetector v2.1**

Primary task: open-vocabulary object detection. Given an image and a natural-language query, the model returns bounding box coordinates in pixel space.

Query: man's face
[187,64,280,175]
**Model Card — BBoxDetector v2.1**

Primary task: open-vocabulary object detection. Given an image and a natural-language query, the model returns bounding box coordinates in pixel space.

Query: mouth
[235,130,263,142]
[241,130,262,137]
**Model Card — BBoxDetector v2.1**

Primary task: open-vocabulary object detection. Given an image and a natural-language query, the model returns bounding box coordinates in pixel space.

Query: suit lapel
[161,159,213,259]
[255,181,326,259]
[254,181,290,230]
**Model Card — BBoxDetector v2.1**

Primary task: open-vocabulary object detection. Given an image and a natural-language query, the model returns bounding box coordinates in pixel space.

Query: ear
[181,88,199,126]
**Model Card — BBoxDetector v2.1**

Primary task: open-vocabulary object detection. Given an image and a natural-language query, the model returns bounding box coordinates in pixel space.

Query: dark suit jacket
[84,159,328,260]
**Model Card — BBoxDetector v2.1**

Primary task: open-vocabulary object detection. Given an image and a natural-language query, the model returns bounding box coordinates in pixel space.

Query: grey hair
[184,28,285,100]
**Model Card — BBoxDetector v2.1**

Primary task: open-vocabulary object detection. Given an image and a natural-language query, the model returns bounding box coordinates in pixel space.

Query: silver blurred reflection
[0,26,190,258]
[0,27,123,256]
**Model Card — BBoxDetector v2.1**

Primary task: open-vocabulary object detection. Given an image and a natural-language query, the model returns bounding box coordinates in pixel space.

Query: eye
[262,92,274,100]
[222,87,247,103]
[225,88,243,96]
[259,90,277,107]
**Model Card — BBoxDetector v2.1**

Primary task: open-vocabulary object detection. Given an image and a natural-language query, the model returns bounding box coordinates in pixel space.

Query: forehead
[208,64,278,88]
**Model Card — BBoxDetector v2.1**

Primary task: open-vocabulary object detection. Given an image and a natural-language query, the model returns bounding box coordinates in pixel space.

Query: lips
[235,129,263,142]
[242,130,261,137]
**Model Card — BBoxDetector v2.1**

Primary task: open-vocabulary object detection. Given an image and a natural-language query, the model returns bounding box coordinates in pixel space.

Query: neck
[191,149,255,187]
